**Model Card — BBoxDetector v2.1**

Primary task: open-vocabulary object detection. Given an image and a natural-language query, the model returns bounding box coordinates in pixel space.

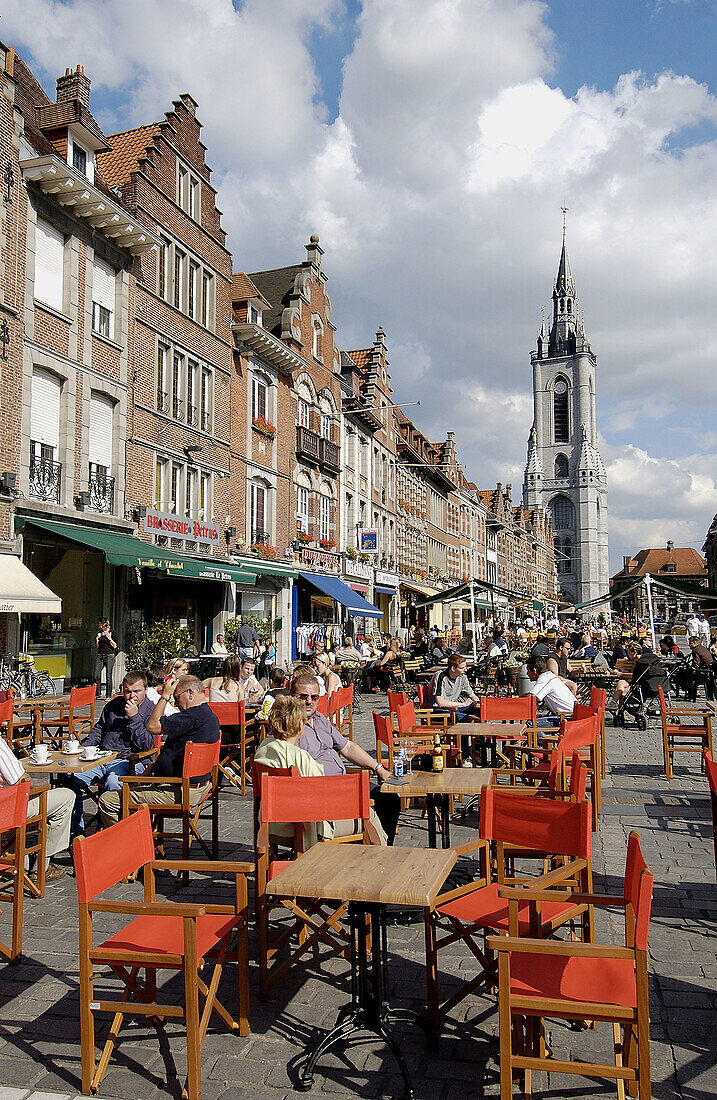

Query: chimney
[623,555,632,570]
[666,540,674,553]
[56,65,91,109]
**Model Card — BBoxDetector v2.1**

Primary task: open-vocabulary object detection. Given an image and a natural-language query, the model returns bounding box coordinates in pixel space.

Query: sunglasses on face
[297,692,320,702]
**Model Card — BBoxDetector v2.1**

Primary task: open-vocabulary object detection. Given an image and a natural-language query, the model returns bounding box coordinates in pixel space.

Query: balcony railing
[319,437,340,472]
[296,425,320,463]
[251,528,270,546]
[88,464,115,514]
[29,456,61,503]
[157,390,170,413]
[187,403,198,427]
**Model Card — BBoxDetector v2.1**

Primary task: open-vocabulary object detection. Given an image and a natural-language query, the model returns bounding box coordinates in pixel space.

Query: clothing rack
[296,623,343,658]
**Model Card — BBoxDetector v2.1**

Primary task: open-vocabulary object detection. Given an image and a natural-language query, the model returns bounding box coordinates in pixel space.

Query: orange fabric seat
[268,859,292,881]
[437,882,577,932]
[102,912,237,958]
[509,951,638,1009]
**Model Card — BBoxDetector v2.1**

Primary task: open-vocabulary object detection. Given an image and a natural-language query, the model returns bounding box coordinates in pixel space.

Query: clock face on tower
[554,380,567,395]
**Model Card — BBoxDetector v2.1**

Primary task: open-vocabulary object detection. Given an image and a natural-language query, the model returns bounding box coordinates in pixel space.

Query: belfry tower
[522,220,609,606]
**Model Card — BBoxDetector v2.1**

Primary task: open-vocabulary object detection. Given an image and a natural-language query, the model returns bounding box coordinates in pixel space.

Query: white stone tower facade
[522,230,609,605]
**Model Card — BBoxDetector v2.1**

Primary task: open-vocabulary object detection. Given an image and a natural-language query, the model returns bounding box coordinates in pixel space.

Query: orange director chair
[0,780,30,962]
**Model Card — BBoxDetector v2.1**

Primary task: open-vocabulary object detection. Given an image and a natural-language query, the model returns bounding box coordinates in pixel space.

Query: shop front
[343,558,375,642]
[0,551,62,674]
[293,547,382,661]
[232,557,298,669]
[17,516,255,685]
[374,570,399,634]
[398,579,440,633]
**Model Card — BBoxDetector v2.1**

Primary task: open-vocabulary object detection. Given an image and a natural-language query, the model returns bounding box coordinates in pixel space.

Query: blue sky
[4,0,717,569]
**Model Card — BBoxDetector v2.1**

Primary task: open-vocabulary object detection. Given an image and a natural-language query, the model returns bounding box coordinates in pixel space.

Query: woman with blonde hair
[203,654,245,702]
[312,652,342,698]
[163,656,189,680]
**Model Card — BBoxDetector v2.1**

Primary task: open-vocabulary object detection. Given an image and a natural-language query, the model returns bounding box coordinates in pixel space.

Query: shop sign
[143,508,219,546]
[297,547,340,571]
[375,570,399,588]
[344,558,373,581]
[359,529,378,554]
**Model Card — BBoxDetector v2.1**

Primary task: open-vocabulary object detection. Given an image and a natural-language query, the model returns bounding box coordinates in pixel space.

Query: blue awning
[375,585,397,595]
[299,571,383,619]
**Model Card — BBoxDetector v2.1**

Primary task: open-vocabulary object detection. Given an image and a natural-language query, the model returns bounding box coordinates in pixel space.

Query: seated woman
[363,639,399,693]
[312,653,343,698]
[203,654,245,702]
[253,695,328,848]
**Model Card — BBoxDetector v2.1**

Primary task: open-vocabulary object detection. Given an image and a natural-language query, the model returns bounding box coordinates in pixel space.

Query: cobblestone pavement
[1,697,715,1100]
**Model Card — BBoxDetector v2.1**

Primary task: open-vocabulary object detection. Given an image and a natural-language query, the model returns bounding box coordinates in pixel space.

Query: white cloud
[5,0,717,573]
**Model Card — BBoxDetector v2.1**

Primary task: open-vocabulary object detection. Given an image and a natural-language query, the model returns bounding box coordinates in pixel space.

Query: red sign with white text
[143,508,219,545]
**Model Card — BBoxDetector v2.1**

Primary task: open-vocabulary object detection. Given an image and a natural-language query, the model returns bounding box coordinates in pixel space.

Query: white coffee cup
[31,745,49,763]
[63,738,80,753]
[82,745,100,760]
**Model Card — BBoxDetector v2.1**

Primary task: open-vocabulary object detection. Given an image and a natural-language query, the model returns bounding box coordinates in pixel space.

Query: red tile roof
[231,273,270,306]
[613,545,706,581]
[97,124,159,187]
[345,348,370,370]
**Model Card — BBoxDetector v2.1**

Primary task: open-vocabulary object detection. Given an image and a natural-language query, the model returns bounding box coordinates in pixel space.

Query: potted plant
[251,543,279,560]
[319,537,335,550]
[251,416,277,440]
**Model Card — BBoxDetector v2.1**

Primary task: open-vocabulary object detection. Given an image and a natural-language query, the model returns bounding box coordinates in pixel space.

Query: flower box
[252,417,276,440]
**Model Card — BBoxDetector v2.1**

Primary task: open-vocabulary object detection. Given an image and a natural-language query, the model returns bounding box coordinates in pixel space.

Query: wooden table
[13,695,71,742]
[452,720,528,768]
[266,843,456,1097]
[382,767,492,847]
[22,749,118,776]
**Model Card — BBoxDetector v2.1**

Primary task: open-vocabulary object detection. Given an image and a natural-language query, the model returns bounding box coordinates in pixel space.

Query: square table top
[22,749,118,775]
[381,766,492,798]
[13,695,71,711]
[451,720,528,738]
[265,842,457,908]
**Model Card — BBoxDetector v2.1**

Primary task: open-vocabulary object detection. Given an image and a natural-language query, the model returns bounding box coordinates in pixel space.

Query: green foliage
[129,619,195,666]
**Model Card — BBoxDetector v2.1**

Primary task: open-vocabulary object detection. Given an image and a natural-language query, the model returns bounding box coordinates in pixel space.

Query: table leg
[439,795,451,849]
[298,902,419,1098]
[426,793,437,848]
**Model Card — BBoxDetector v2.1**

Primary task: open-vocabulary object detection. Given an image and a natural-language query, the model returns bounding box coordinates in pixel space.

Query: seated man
[334,635,365,666]
[99,674,219,827]
[69,671,155,837]
[547,638,578,695]
[525,653,576,730]
[238,657,264,704]
[688,636,715,701]
[0,736,73,883]
[430,654,481,764]
[291,673,398,843]
[211,634,229,655]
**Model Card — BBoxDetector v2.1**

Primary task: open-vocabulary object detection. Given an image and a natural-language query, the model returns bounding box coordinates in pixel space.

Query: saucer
[80,753,101,762]
[29,755,50,765]
[63,746,83,755]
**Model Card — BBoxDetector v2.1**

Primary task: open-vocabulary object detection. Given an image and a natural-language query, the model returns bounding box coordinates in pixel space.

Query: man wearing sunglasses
[99,674,219,826]
[291,673,400,844]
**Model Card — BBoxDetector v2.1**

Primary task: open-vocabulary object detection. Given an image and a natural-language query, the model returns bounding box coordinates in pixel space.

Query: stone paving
[1,698,715,1100]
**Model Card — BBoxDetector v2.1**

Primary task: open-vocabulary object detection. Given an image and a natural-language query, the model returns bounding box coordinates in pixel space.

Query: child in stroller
[611,642,669,729]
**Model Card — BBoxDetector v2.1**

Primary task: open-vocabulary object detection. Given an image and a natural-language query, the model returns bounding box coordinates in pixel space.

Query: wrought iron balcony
[29,456,61,503]
[251,528,270,546]
[319,437,340,473]
[296,425,320,463]
[89,464,115,514]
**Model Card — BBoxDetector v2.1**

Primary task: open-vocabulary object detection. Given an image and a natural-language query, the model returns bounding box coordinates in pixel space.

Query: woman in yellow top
[253,695,330,847]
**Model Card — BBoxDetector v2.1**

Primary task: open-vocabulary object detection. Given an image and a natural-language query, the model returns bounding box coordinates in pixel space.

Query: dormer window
[73,143,87,176]
[248,305,262,326]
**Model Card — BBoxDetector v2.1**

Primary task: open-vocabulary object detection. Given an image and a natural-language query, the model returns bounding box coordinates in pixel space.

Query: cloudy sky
[6,0,717,572]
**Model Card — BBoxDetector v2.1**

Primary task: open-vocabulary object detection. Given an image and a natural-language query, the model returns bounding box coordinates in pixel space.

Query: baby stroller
[613,654,669,730]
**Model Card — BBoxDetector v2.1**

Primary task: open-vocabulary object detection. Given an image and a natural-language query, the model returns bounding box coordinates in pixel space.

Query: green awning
[233,555,298,580]
[20,518,256,583]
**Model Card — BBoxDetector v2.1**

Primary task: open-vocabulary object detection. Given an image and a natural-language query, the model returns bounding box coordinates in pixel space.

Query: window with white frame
[248,304,262,325]
[345,428,355,468]
[157,235,170,299]
[296,484,309,533]
[172,353,183,419]
[186,359,198,426]
[177,161,201,222]
[250,481,269,543]
[199,472,212,519]
[319,494,331,540]
[201,271,213,329]
[174,248,185,310]
[34,219,65,312]
[72,143,87,176]
[156,343,169,411]
[188,260,200,320]
[88,392,114,481]
[200,367,212,431]
[252,375,268,421]
[311,315,323,360]
[92,256,116,340]
[319,413,331,439]
[297,397,310,428]
[30,369,62,485]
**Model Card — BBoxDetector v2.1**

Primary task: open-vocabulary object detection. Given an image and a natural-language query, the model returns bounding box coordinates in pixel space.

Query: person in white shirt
[211,634,229,655]
[0,738,73,883]
[686,613,701,640]
[525,653,576,732]
[237,656,264,704]
[698,614,712,645]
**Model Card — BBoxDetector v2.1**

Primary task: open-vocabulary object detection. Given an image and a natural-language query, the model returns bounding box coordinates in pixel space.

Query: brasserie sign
[143,508,219,546]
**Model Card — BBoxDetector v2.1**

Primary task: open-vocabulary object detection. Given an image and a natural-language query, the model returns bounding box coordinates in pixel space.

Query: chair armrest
[256,821,270,848]
[486,935,634,959]
[151,859,253,875]
[89,900,207,917]
[450,837,487,858]
[497,885,626,907]
[119,774,183,784]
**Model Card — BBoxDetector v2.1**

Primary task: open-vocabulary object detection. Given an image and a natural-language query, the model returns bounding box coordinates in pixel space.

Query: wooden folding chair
[328,685,354,740]
[256,772,380,998]
[658,687,713,780]
[492,749,588,804]
[0,780,30,962]
[315,694,329,716]
[39,684,97,745]
[704,750,717,883]
[589,685,608,776]
[490,831,653,1099]
[74,807,251,1100]
[208,700,255,793]
[473,695,537,768]
[414,684,456,732]
[509,714,602,830]
[425,786,593,1032]
[119,740,220,878]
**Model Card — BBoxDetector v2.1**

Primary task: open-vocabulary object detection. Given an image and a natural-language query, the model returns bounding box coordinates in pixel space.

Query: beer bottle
[432,732,444,772]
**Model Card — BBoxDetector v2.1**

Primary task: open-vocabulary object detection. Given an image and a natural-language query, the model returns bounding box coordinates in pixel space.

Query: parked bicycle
[0,654,55,698]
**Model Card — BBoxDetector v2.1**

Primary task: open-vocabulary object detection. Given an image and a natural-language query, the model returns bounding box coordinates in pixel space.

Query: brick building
[0,46,162,681]
[610,542,707,623]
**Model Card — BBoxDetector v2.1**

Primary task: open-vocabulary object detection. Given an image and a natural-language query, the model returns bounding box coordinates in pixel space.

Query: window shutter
[89,393,114,468]
[31,369,61,448]
[35,220,64,312]
[93,257,116,314]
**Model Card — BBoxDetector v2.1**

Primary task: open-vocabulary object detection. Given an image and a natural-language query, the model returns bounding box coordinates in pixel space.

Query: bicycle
[0,654,55,698]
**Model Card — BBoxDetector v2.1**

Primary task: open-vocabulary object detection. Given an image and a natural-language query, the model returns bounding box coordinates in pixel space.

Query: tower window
[554,453,569,479]
[551,495,574,531]
[553,378,569,443]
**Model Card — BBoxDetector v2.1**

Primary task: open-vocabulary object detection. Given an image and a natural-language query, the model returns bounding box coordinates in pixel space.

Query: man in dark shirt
[688,636,715,701]
[99,674,219,827]
[236,617,260,660]
[69,671,154,836]
[94,617,118,697]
